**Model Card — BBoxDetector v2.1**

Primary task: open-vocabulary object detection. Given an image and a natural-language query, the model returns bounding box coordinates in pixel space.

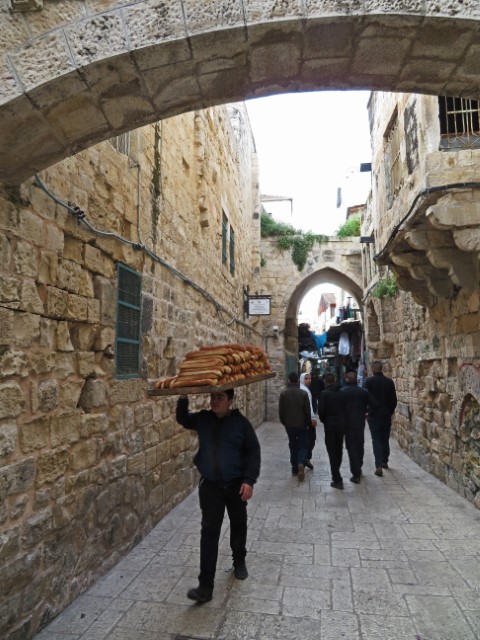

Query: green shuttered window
[116,263,141,378]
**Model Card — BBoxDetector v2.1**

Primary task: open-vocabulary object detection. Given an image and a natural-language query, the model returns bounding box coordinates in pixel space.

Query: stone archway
[259,235,363,418]
[449,364,480,503]
[2,3,480,182]
[284,266,363,355]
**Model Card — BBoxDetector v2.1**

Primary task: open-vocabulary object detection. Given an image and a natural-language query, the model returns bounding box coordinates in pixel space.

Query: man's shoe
[305,460,314,470]
[187,585,213,603]
[375,467,383,477]
[297,464,305,481]
[381,463,389,469]
[233,563,248,580]
[330,481,344,490]
[350,476,361,484]
[292,470,298,476]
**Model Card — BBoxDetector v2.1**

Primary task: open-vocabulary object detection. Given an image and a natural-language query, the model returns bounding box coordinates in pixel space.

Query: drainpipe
[129,159,143,248]
[264,331,280,421]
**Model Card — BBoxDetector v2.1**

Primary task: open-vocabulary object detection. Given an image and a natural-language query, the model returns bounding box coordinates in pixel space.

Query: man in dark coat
[176,388,260,603]
[364,360,398,476]
[341,371,377,483]
[318,372,347,489]
[278,371,313,482]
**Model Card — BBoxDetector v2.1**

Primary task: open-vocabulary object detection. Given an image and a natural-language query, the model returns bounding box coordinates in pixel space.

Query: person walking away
[278,371,313,482]
[310,369,325,414]
[364,361,398,477]
[176,388,261,604]
[318,372,347,489]
[340,371,377,483]
[299,372,318,470]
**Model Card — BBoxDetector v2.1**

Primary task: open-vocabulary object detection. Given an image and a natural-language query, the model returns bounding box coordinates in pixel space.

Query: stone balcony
[375,186,480,307]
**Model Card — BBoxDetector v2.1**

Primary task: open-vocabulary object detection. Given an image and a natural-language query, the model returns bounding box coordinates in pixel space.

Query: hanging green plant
[335,213,361,238]
[372,273,397,298]
[261,212,327,271]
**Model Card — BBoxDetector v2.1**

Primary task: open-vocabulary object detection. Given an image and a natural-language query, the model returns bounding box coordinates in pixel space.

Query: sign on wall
[247,295,271,316]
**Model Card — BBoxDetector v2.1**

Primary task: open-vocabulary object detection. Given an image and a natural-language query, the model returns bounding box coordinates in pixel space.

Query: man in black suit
[364,361,397,477]
[341,371,377,483]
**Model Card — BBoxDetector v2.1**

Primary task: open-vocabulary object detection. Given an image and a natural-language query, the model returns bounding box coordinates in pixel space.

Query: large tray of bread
[148,343,275,396]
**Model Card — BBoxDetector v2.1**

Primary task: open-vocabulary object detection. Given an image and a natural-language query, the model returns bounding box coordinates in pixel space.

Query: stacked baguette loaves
[154,344,272,389]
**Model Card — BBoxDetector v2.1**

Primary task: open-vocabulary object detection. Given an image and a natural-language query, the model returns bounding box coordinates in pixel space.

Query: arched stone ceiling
[2,2,480,183]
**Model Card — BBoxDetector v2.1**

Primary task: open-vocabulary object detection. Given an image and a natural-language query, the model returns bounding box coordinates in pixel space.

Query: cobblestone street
[35,421,480,640]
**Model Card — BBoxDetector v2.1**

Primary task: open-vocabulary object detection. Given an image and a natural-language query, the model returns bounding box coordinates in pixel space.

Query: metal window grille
[229,227,235,275]
[383,110,402,208]
[116,263,141,378]
[109,132,132,156]
[439,96,480,149]
[222,211,228,265]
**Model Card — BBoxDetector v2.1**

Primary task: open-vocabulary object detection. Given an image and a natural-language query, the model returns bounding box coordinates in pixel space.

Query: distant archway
[284,266,363,354]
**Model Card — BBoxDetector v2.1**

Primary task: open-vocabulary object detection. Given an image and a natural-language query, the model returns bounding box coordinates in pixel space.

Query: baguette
[182,356,223,363]
[186,349,231,358]
[154,376,176,389]
[179,358,226,369]
[176,369,223,379]
[170,377,218,387]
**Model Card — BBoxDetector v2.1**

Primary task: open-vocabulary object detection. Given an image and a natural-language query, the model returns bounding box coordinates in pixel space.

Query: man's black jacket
[340,382,377,430]
[364,372,397,419]
[176,397,260,486]
[318,383,347,432]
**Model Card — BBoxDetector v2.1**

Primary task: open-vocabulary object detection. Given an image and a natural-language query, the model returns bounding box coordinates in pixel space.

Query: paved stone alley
[35,420,480,640]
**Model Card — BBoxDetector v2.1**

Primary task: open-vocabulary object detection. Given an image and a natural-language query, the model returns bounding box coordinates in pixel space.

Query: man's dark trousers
[324,430,344,483]
[198,477,247,588]
[284,426,309,472]
[345,428,365,478]
[367,418,391,467]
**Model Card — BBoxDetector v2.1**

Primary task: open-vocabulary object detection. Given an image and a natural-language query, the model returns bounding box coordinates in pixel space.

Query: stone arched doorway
[2,4,480,183]
[260,250,363,418]
[284,266,363,356]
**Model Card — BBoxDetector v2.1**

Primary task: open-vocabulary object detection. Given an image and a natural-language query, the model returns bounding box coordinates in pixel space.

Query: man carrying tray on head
[176,387,261,604]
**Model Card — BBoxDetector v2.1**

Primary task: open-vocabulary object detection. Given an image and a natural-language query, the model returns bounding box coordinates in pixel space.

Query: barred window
[222,211,228,265]
[116,263,141,378]
[383,109,402,209]
[229,227,235,275]
[109,132,132,156]
[439,96,480,149]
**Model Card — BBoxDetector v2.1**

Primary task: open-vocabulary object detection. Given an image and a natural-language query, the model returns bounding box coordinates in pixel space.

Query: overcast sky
[245,90,372,320]
[245,90,372,236]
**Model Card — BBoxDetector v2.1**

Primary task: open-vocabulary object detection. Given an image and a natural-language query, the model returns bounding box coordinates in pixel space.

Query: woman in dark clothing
[310,369,325,414]
[176,389,260,603]
[318,373,347,489]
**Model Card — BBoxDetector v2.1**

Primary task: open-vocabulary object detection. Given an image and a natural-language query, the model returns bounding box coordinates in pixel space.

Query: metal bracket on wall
[9,0,43,12]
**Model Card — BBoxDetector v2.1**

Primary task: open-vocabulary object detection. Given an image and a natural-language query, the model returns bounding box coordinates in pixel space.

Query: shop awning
[326,319,362,341]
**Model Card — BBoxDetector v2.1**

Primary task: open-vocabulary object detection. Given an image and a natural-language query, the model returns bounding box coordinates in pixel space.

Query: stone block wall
[0,104,265,639]
[364,91,480,509]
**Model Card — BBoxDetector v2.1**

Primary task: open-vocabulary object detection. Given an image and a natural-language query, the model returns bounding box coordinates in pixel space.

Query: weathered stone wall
[364,91,480,509]
[4,2,480,183]
[0,103,265,639]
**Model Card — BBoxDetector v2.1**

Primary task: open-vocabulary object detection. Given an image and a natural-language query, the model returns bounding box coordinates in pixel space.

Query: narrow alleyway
[35,421,480,640]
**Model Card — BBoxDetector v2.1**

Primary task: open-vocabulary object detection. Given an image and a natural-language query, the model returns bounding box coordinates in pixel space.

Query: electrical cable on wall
[34,174,261,336]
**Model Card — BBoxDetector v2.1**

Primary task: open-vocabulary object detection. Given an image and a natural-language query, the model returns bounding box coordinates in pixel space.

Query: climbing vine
[260,212,328,271]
